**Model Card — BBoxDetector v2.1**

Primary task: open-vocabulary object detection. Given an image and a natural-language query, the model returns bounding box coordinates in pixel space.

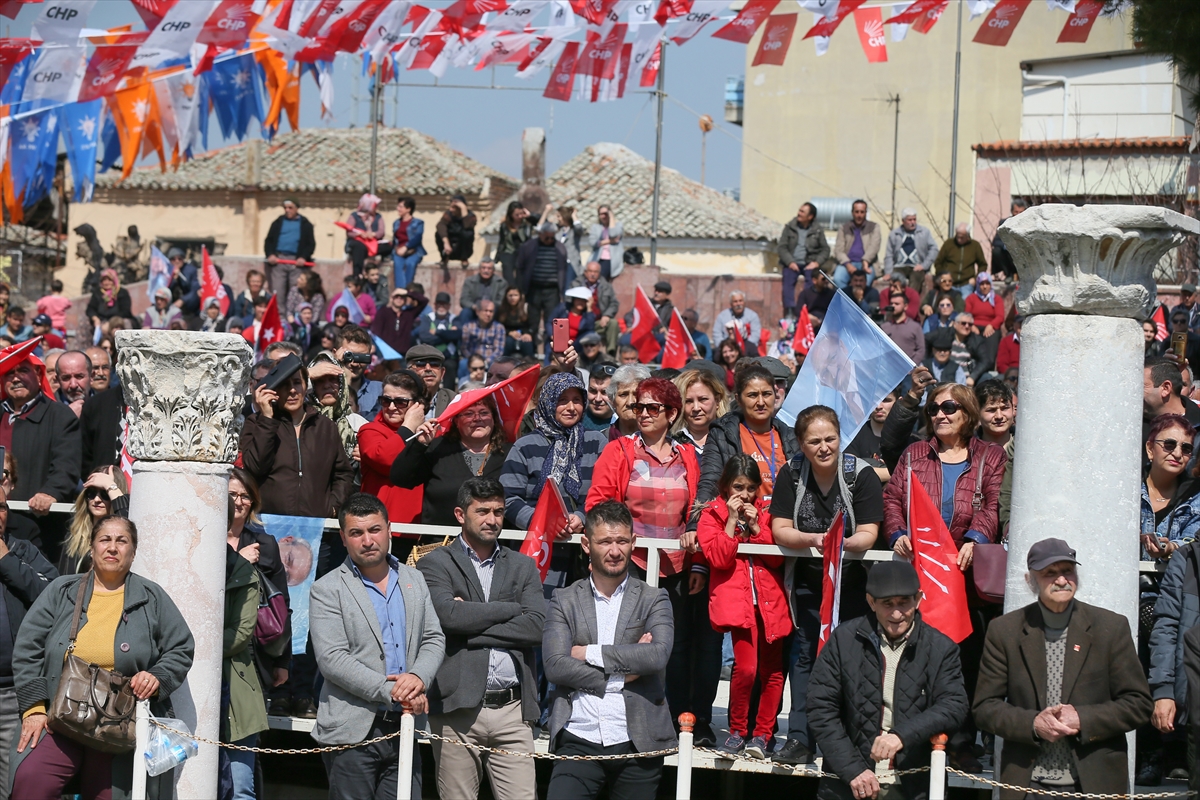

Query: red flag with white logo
[200,246,231,317]
[887,0,942,26]
[543,41,580,101]
[298,0,340,37]
[78,35,146,103]
[324,0,392,53]
[577,24,626,81]
[712,0,779,43]
[817,510,845,654]
[119,419,135,491]
[198,0,259,49]
[792,305,816,356]
[751,13,796,67]
[853,6,887,62]
[1056,0,1102,43]
[803,0,865,38]
[1153,304,1169,342]
[653,0,692,26]
[911,0,947,33]
[630,285,664,363]
[574,0,619,26]
[972,0,1029,46]
[521,478,568,582]
[434,365,539,442]
[661,308,697,369]
[908,473,974,643]
[638,40,661,87]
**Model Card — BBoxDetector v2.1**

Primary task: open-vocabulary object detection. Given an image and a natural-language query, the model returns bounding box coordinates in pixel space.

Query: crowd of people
[0,191,1192,800]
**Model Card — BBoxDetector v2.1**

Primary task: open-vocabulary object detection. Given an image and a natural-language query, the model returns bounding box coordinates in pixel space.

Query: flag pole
[368,72,383,198]
[650,37,666,267]
[946,0,963,237]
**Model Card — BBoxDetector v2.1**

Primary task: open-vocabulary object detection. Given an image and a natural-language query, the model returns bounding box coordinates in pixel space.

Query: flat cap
[1026,538,1079,571]
[405,344,445,363]
[865,561,921,599]
[653,280,672,293]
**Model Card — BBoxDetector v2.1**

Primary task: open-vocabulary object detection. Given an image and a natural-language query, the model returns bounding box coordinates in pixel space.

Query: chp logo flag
[661,307,697,369]
[911,0,947,33]
[907,468,973,642]
[712,0,779,43]
[1152,304,1169,342]
[972,0,1029,46]
[521,477,569,582]
[22,43,86,105]
[817,509,845,653]
[853,6,887,62]
[198,0,259,50]
[669,0,724,45]
[1057,0,1103,43]
[629,284,665,363]
[31,0,97,44]
[434,364,539,442]
[751,12,797,67]
[200,246,231,316]
[803,0,866,38]
[543,40,580,101]
[78,36,147,103]
[792,304,816,356]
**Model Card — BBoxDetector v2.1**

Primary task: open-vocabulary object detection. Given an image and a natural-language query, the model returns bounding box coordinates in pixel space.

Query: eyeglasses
[380,396,414,409]
[409,359,441,369]
[954,321,971,327]
[773,379,789,389]
[1155,438,1195,457]
[631,402,666,417]
[925,400,963,417]
[458,410,491,421]
[229,492,252,504]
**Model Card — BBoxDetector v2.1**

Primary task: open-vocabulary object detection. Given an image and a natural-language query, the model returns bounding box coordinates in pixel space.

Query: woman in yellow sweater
[11,517,194,800]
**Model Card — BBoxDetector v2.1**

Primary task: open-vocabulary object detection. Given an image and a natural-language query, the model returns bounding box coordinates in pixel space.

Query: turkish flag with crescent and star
[908,473,974,643]
[246,294,285,354]
[817,510,845,653]
[200,246,230,317]
[629,285,664,363]
[521,477,569,581]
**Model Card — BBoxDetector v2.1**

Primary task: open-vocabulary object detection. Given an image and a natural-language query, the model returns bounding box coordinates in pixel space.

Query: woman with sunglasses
[1140,414,1200,561]
[882,381,1007,772]
[60,466,128,575]
[390,394,511,526]
[922,294,960,338]
[358,371,427,556]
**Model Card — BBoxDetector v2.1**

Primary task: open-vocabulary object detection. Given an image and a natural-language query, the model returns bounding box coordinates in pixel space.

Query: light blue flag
[147,246,170,301]
[779,291,916,450]
[373,333,402,361]
[261,514,327,656]
[59,100,102,202]
[328,288,365,324]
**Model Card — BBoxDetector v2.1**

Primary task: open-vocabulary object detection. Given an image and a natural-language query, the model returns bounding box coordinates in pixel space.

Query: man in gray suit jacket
[543,500,676,800]
[416,478,545,800]
[310,493,446,800]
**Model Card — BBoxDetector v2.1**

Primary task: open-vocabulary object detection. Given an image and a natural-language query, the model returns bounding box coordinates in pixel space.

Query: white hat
[565,287,592,302]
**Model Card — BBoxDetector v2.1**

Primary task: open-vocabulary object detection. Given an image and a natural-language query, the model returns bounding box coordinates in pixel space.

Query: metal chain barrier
[944,767,1198,799]
[689,747,930,779]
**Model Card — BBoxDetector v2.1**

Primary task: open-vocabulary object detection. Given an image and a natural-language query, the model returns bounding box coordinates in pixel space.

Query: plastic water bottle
[144,726,198,777]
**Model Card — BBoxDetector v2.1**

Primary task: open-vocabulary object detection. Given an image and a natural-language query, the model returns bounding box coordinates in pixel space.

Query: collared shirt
[356,378,383,421]
[876,629,912,784]
[352,555,407,704]
[461,320,507,366]
[458,537,520,691]
[565,576,630,746]
[0,393,41,453]
[624,436,689,577]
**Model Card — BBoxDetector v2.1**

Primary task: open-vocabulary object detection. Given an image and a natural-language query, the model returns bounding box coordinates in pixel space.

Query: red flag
[334,220,380,256]
[629,285,664,363]
[1057,0,1103,43]
[886,0,943,26]
[911,0,948,33]
[78,36,147,102]
[577,24,626,82]
[246,295,285,354]
[574,0,619,26]
[324,0,392,52]
[520,478,569,581]
[792,305,815,356]
[130,0,177,29]
[543,41,580,102]
[661,308,696,369]
[853,6,887,63]
[751,13,797,67]
[638,41,661,87]
[972,0,1029,47]
[908,475,974,643]
[435,365,539,442]
[653,0,692,26]
[200,247,231,317]
[817,510,845,653]
[0,338,54,399]
[298,0,340,37]
[1153,305,1169,342]
[119,419,135,491]
[711,0,779,43]
[803,0,865,38]
[198,0,259,49]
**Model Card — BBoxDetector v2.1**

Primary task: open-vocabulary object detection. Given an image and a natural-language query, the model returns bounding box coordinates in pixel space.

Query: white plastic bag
[143,715,198,777]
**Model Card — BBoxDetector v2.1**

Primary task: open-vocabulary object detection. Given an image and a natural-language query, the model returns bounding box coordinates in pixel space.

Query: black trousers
[547,732,662,800]
[526,284,561,354]
[348,239,392,276]
[322,715,422,800]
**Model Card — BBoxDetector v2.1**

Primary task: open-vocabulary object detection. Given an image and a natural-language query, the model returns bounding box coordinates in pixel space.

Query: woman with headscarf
[343,193,391,277]
[199,296,226,333]
[86,268,133,336]
[142,287,182,330]
[500,372,607,584]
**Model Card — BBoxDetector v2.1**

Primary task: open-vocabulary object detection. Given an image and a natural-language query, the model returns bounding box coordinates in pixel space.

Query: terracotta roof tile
[973,137,1191,156]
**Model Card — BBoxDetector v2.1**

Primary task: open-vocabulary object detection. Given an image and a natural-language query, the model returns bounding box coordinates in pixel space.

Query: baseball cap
[1026,538,1080,571]
[31,314,52,327]
[434,292,451,305]
[1183,283,1198,295]
[565,287,592,302]
[653,281,672,294]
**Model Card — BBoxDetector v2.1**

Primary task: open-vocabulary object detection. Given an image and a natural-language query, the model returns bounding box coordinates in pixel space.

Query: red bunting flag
[853,6,887,62]
[574,0,620,26]
[803,0,866,39]
[972,0,1029,47]
[78,36,147,103]
[520,477,569,581]
[751,13,796,67]
[245,294,285,354]
[298,0,340,37]
[1152,304,1169,342]
[1057,0,1103,43]
[577,24,626,82]
[638,41,661,87]
[629,285,664,363]
[908,474,974,643]
[661,308,697,369]
[792,305,815,356]
[434,365,539,442]
[711,0,779,43]
[911,0,948,34]
[198,0,259,50]
[886,0,942,26]
[817,510,845,654]
[543,41,580,102]
[119,419,135,491]
[200,246,231,317]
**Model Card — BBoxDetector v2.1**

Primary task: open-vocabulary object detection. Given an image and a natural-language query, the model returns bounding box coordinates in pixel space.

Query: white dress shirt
[565,576,629,745]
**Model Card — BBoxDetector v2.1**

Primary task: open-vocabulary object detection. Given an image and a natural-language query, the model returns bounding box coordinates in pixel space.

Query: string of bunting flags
[0,0,1116,220]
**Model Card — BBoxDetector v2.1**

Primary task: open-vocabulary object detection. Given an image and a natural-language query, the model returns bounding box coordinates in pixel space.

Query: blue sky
[3,4,748,193]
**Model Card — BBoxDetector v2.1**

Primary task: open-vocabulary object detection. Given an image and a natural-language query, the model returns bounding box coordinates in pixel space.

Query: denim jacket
[1140,481,1200,552]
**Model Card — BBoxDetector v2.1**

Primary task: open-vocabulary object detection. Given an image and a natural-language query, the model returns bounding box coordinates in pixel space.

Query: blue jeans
[229,734,256,800]
[392,251,421,292]
[785,594,822,748]
[832,262,876,290]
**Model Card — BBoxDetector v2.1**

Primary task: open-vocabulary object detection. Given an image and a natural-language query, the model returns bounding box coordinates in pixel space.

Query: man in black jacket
[808,561,968,800]
[515,222,569,356]
[263,198,317,298]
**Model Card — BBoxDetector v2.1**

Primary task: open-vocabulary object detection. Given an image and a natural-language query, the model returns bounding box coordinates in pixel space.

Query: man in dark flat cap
[808,561,968,800]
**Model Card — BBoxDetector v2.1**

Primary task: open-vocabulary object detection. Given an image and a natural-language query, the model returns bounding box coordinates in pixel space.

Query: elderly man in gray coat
[543,500,676,800]
[310,493,445,800]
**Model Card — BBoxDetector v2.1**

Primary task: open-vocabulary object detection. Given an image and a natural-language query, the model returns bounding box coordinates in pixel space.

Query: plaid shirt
[461,320,507,365]
[624,437,690,576]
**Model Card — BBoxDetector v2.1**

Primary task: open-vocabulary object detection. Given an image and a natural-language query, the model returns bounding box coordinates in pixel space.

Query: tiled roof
[973,137,1192,156]
[97,127,518,195]
[486,143,777,241]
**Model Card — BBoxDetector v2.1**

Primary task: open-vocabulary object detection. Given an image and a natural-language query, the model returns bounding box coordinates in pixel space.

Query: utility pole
[650,40,666,267]
[888,94,900,229]
[948,0,963,236]
[368,76,382,197]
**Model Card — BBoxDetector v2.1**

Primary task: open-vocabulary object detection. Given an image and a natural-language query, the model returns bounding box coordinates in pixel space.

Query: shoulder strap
[971,442,985,511]
[67,574,90,651]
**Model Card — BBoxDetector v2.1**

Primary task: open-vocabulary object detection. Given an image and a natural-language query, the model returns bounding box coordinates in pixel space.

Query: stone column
[115,330,252,800]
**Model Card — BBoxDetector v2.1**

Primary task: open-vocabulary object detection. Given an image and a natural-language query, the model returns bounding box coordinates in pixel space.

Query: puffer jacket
[882,436,1007,546]
[690,410,800,529]
[1140,478,1200,545]
[697,497,792,643]
[808,613,968,800]
[1149,541,1200,722]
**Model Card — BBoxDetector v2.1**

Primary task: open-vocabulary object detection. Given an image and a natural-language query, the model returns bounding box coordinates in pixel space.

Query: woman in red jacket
[963,272,1005,369]
[698,454,791,760]
[882,380,1007,771]
[356,370,425,560]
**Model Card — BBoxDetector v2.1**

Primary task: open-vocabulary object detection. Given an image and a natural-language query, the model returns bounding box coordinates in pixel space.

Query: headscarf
[99,268,120,307]
[533,372,586,501]
[310,352,356,457]
[358,193,382,214]
[975,272,995,304]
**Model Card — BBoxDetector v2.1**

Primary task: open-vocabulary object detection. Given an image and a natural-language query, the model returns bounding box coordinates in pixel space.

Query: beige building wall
[739,2,1133,241]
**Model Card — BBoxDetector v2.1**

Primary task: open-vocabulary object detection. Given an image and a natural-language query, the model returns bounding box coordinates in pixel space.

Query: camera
[341,352,371,366]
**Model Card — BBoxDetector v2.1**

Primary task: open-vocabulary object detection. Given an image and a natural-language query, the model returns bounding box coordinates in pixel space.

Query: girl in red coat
[698,454,793,760]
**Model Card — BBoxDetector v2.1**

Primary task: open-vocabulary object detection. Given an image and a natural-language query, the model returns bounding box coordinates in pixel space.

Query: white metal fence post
[929,733,948,800]
[132,699,150,800]
[396,712,416,800]
[676,712,695,800]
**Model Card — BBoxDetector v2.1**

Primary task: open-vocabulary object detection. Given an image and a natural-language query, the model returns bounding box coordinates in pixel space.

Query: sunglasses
[1155,438,1194,457]
[84,488,109,501]
[925,400,963,417]
[409,360,441,369]
[592,364,617,377]
[631,402,667,417]
[380,396,414,409]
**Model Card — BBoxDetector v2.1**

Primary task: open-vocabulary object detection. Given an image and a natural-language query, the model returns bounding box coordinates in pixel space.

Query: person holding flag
[807,560,968,800]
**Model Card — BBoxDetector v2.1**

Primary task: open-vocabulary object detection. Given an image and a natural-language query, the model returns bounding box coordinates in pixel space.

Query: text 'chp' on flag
[906,469,974,643]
